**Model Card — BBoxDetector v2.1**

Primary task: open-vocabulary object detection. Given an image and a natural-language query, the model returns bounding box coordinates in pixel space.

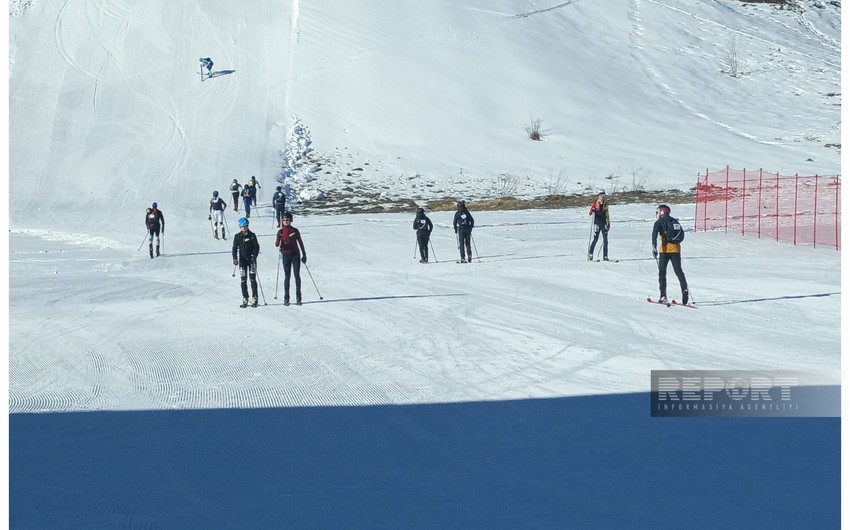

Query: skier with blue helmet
[232,217,260,307]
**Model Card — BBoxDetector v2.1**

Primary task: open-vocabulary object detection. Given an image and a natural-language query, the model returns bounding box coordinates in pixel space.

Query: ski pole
[274,252,281,299]
[471,233,481,263]
[255,261,267,305]
[232,263,237,277]
[303,262,324,300]
[138,232,149,251]
[161,232,165,255]
[586,218,594,261]
[209,215,215,237]
[429,238,438,263]
[413,237,418,259]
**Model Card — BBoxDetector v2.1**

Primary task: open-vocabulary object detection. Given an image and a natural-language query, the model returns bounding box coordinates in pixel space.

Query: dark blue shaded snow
[10,392,839,529]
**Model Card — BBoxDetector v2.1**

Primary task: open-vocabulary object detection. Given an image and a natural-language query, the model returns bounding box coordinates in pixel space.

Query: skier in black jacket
[413,207,433,263]
[452,200,475,263]
[145,202,165,259]
[272,186,287,228]
[232,217,260,307]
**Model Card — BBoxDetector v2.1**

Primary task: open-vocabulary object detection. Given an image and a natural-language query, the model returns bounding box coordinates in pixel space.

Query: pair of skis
[646,297,696,309]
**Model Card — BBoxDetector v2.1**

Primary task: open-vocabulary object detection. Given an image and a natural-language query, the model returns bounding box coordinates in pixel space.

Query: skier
[274,211,307,306]
[241,185,253,218]
[247,176,261,206]
[272,186,287,227]
[199,57,214,78]
[453,200,475,263]
[413,207,433,263]
[145,202,165,259]
[232,217,260,308]
[652,204,689,305]
[230,179,242,211]
[587,191,610,261]
[209,191,228,239]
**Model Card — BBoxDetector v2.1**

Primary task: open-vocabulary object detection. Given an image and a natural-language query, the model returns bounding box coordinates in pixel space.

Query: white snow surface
[7,0,841,413]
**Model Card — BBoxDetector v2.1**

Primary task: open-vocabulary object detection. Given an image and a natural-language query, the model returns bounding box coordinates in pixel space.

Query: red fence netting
[694,167,840,250]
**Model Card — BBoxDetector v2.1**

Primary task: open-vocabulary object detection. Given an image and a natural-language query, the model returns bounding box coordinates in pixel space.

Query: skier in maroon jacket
[274,211,307,306]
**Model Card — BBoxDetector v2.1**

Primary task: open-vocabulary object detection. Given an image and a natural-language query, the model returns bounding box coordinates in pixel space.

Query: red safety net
[694,167,840,250]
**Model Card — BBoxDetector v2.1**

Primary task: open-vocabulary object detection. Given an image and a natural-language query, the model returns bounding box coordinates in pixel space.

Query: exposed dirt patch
[297,187,696,215]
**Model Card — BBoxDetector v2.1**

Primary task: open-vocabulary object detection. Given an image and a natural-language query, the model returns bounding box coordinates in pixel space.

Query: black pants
[458,228,472,260]
[239,261,258,299]
[232,193,239,210]
[417,231,430,261]
[588,224,608,258]
[281,252,302,300]
[658,253,688,299]
[148,227,161,257]
[274,205,286,226]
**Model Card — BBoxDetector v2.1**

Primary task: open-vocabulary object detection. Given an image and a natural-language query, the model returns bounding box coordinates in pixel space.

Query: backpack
[664,216,685,243]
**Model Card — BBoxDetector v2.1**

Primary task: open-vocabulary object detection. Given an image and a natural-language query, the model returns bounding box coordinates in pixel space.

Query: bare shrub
[722,35,742,77]
[524,117,543,141]
[496,173,519,198]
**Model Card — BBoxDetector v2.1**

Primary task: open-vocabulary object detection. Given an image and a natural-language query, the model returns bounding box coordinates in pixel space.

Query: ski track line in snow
[288,0,582,83]
[647,0,839,68]
[629,0,790,148]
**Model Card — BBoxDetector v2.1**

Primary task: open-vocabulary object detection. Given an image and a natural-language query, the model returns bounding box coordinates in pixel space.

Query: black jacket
[453,208,474,231]
[413,214,433,233]
[232,230,260,263]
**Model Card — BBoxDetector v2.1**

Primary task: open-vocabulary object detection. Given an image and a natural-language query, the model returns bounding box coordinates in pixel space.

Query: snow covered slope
[9,0,841,230]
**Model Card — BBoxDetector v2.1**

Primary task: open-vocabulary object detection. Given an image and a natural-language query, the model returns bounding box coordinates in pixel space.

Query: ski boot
[296,295,302,306]
[149,244,154,259]
[251,296,259,308]
[240,298,249,308]
[156,245,160,257]
[681,289,689,306]
[603,256,610,262]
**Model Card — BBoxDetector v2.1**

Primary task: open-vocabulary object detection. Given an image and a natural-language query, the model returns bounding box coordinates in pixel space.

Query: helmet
[597,190,606,196]
[416,207,425,215]
[276,186,282,192]
[283,211,293,221]
[656,204,671,215]
[458,200,466,208]
[212,191,219,198]
[238,217,249,227]
[152,202,157,209]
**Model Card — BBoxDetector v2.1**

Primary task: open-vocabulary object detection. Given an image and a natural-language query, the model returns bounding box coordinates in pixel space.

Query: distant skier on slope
[232,217,260,308]
[209,191,228,240]
[247,175,261,206]
[272,186,287,228]
[652,204,689,305]
[230,179,242,212]
[587,191,610,261]
[413,207,433,263]
[241,186,253,218]
[200,57,214,78]
[453,200,475,263]
[274,211,307,306]
[145,202,165,259]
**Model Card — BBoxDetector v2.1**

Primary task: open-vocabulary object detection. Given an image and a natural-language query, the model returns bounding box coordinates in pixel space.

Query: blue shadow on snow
[10,392,839,529]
